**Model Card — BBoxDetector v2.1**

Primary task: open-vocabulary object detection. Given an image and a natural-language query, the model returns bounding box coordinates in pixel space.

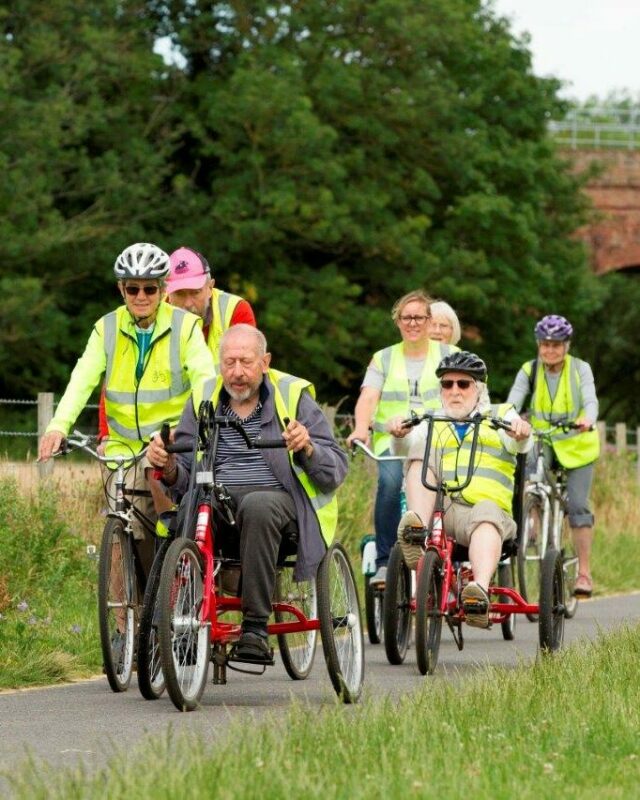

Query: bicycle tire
[497,558,516,641]
[415,550,443,676]
[383,543,412,664]
[518,494,544,621]
[137,538,172,700]
[158,538,211,711]
[317,542,364,703]
[539,548,565,653]
[364,576,383,645]
[558,508,578,619]
[275,568,318,680]
[98,517,137,692]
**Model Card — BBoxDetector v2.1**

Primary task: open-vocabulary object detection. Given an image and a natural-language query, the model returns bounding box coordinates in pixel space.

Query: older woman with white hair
[428,300,461,346]
[398,351,532,628]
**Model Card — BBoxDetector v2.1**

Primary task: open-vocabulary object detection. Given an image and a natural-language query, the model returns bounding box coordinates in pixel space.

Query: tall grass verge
[8,624,640,799]
[0,480,101,687]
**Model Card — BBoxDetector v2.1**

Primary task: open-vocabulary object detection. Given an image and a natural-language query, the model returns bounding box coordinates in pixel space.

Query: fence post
[596,421,606,450]
[615,423,627,455]
[37,392,54,480]
[637,427,640,487]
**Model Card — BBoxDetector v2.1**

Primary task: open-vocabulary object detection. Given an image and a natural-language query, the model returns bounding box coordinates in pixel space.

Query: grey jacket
[169,373,349,580]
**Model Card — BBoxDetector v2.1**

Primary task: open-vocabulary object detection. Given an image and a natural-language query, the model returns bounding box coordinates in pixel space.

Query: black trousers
[218,486,298,632]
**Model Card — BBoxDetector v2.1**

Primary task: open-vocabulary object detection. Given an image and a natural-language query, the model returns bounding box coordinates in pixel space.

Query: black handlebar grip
[252,438,288,448]
[165,442,193,454]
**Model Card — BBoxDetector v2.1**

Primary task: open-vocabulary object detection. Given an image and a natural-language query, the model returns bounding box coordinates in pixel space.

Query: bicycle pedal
[462,598,489,615]
[227,650,275,667]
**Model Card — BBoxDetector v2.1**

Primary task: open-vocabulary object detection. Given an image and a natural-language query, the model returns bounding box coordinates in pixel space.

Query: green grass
[6,623,640,799]
[0,481,102,687]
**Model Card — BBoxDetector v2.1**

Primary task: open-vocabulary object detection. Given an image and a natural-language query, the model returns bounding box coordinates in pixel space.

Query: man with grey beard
[397,351,531,628]
[148,324,348,663]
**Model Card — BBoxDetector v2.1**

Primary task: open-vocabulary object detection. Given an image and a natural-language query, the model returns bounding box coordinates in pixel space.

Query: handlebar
[349,439,405,462]
[162,414,289,458]
[54,431,149,466]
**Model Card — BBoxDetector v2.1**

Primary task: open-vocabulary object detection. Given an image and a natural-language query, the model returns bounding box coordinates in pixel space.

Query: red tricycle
[384,411,565,675]
[141,401,364,710]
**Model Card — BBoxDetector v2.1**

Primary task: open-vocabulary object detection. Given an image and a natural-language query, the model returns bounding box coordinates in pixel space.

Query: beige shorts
[443,499,516,546]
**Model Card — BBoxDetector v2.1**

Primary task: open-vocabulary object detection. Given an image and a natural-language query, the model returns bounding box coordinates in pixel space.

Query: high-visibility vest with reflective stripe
[207,288,243,363]
[204,369,339,546]
[524,356,600,468]
[436,404,515,513]
[102,303,200,456]
[371,341,458,455]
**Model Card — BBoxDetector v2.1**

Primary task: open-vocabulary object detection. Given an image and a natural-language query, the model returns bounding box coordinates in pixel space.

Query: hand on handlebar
[37,430,65,463]
[148,427,176,474]
[346,428,370,448]
[385,415,413,439]
[282,418,313,456]
[504,417,531,442]
[573,416,595,433]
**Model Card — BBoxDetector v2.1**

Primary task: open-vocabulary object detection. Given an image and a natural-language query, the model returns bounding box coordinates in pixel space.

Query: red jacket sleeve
[98,384,109,441]
[230,300,256,327]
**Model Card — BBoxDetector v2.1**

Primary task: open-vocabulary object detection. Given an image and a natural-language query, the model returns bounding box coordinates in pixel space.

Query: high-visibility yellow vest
[200,369,338,546]
[524,356,600,468]
[207,288,243,362]
[436,404,516,513]
[102,303,204,456]
[371,341,458,455]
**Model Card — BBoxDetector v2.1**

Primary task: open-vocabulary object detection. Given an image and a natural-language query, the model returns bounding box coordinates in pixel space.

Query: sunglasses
[440,378,474,390]
[124,285,160,297]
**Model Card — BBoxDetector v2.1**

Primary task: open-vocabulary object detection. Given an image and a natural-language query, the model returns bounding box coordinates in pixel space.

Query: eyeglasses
[399,315,429,325]
[440,379,474,390]
[124,285,160,297]
[429,321,452,330]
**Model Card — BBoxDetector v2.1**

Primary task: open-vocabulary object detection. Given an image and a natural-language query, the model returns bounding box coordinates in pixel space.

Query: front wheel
[317,542,364,703]
[518,495,544,621]
[98,518,137,692]
[157,538,211,711]
[539,548,565,653]
[137,539,172,700]
[415,551,443,676]
[275,568,318,680]
[383,543,412,664]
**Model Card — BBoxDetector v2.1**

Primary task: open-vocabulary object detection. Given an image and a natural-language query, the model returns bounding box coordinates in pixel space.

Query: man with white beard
[397,351,531,628]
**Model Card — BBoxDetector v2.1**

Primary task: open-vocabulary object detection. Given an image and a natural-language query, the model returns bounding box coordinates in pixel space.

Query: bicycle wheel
[383,542,412,664]
[317,542,364,703]
[158,538,211,711]
[558,509,578,619]
[518,494,544,621]
[364,576,383,645]
[539,548,565,653]
[98,518,137,692]
[415,550,443,676]
[497,558,516,641]
[137,539,172,700]
[275,567,318,680]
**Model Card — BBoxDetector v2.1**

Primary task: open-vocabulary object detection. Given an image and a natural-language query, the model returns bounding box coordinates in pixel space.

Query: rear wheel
[518,495,544,621]
[317,542,364,703]
[137,539,172,700]
[497,559,516,641]
[558,508,578,619]
[539,548,565,653]
[364,576,383,645]
[415,551,443,676]
[275,567,318,680]
[98,518,137,693]
[383,543,412,664]
[158,538,210,711]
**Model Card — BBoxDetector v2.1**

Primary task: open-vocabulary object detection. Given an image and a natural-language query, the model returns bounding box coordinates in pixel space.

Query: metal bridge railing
[549,107,640,150]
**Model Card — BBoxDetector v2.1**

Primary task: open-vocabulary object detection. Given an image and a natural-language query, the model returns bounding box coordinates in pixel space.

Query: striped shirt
[214,402,284,488]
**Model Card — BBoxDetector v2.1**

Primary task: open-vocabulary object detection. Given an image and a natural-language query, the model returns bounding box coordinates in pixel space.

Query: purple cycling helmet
[534,314,573,341]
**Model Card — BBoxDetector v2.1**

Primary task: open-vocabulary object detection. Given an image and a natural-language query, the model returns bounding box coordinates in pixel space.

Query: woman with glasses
[346,290,460,586]
[38,243,215,578]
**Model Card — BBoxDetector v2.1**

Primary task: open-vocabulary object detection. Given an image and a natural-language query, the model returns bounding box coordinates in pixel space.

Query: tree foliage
[1,0,606,411]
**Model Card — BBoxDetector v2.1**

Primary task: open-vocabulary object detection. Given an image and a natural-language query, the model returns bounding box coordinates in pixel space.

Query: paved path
[2,592,639,783]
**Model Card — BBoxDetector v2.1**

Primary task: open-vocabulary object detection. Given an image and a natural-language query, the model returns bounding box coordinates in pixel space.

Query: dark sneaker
[461,581,491,628]
[231,632,274,665]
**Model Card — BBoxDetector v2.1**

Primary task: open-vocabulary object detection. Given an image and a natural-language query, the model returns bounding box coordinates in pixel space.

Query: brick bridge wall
[566,149,640,274]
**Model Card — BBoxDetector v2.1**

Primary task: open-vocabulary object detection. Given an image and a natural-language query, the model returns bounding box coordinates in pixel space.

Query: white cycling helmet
[114,243,170,280]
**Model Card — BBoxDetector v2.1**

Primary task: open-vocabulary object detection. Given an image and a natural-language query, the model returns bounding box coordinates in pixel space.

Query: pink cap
[166,247,211,292]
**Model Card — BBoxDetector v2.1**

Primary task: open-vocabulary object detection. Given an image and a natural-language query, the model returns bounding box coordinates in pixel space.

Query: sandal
[573,574,593,597]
